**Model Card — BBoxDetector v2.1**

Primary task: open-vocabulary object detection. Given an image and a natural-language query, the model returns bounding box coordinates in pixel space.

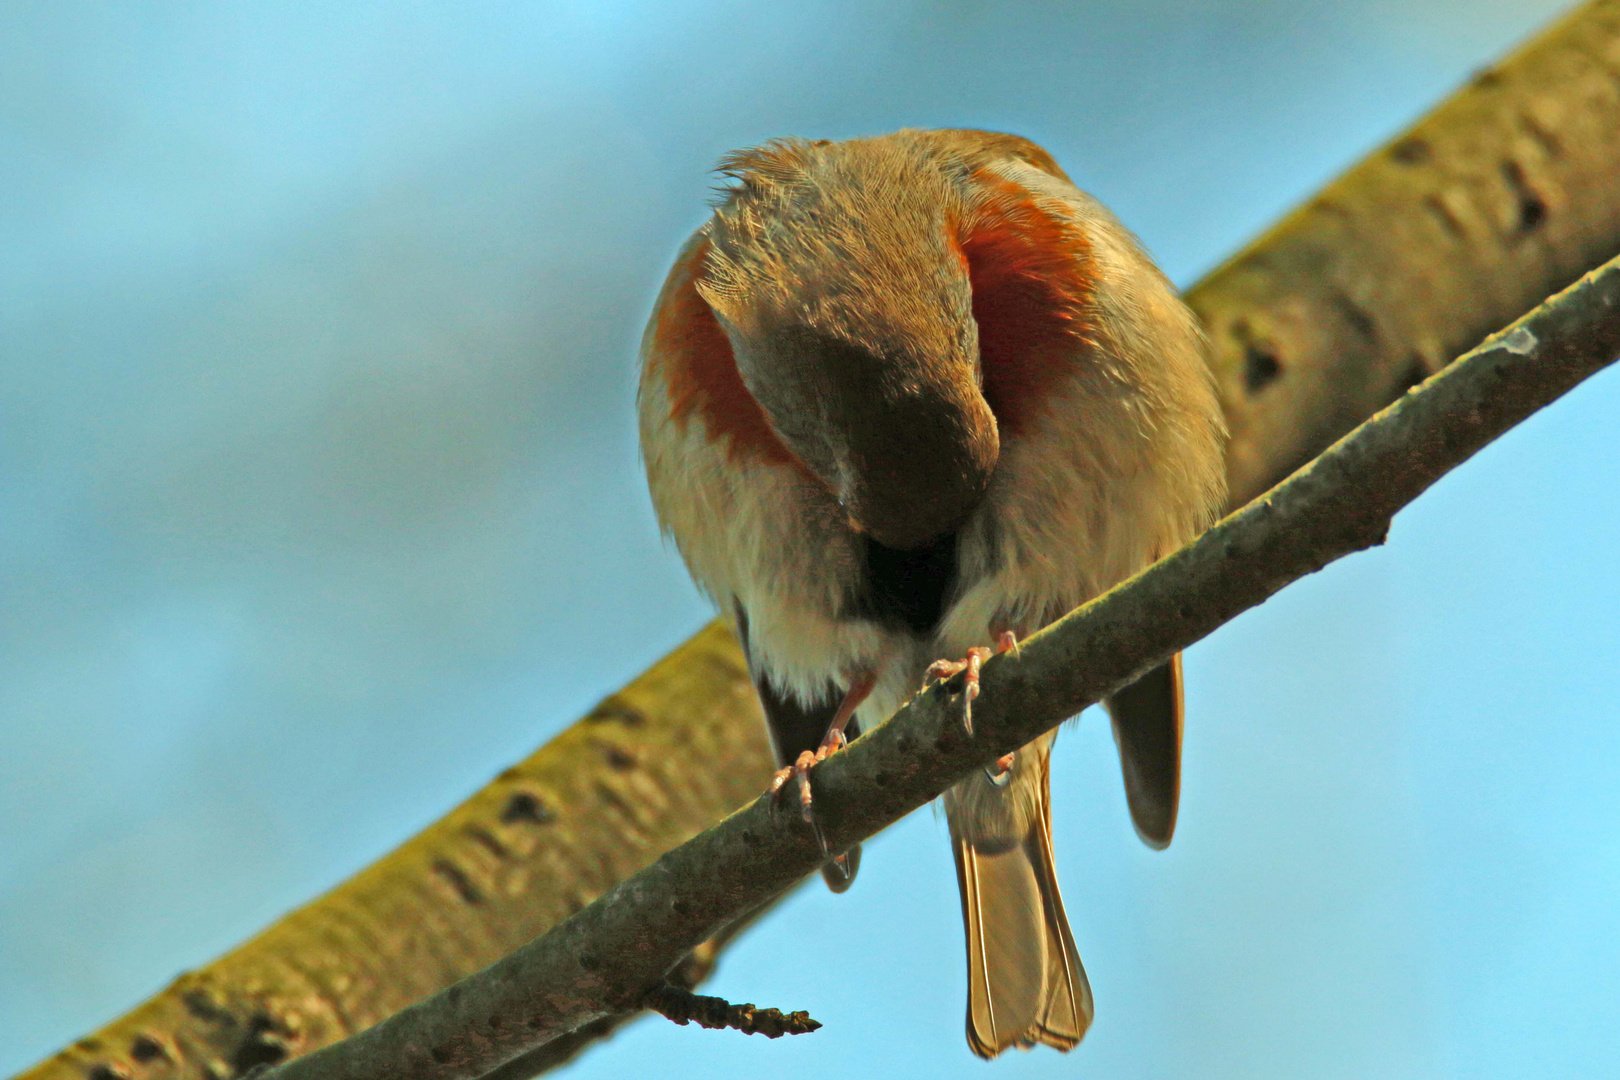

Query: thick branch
[1195,0,1620,503]
[19,4,1620,1077]
[248,254,1620,1079]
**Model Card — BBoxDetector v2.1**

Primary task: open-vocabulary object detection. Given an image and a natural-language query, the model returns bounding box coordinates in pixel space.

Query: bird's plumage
[638,128,1225,1056]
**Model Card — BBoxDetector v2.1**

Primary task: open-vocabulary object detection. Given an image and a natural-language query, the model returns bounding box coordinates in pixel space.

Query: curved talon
[818,728,847,759]
[925,647,992,735]
[985,751,1016,786]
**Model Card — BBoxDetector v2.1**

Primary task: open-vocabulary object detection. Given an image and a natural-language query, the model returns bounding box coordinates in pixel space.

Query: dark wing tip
[1105,654,1184,849]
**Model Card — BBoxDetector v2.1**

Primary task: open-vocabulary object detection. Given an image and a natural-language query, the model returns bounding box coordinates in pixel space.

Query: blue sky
[4,2,1616,1077]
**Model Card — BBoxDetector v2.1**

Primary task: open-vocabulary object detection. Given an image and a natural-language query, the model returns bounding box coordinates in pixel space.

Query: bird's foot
[769,726,848,832]
[767,670,875,857]
[924,632,1019,736]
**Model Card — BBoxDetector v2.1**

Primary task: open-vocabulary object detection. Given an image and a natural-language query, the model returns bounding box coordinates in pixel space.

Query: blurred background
[4,1,1618,1076]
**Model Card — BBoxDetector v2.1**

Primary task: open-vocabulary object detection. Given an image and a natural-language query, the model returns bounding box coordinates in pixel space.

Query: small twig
[643,983,821,1038]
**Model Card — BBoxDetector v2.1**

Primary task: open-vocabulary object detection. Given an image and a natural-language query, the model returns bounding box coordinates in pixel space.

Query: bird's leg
[924,631,1020,738]
[770,671,877,836]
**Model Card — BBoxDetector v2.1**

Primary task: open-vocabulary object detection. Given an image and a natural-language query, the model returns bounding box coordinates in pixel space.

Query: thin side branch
[252,251,1620,1080]
[641,985,821,1038]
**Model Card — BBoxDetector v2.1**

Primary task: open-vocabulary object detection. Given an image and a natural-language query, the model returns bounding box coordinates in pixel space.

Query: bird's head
[695,136,1000,552]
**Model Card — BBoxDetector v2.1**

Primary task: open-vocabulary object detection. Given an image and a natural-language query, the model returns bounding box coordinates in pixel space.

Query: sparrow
[638,129,1226,1057]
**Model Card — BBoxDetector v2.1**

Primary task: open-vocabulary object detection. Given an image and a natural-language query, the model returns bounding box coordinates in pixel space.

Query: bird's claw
[924,633,1019,736]
[985,751,1016,787]
[923,647,990,734]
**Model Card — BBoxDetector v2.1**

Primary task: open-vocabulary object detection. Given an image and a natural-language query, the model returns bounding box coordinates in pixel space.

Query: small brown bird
[638,129,1225,1057]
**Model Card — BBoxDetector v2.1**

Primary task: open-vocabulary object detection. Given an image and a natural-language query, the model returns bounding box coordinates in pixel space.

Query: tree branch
[1194,0,1620,505]
[245,253,1620,1079]
[20,3,1620,1077]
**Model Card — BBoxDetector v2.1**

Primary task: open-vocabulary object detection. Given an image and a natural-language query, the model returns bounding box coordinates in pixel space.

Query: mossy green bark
[1194,0,1620,503]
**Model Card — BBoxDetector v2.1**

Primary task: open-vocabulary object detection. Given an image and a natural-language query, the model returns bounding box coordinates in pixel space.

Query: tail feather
[1029,802,1088,1050]
[951,753,1092,1058]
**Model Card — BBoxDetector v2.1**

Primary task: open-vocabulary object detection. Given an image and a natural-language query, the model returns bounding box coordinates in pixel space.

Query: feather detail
[961,170,1099,438]
[648,234,800,468]
[950,743,1091,1058]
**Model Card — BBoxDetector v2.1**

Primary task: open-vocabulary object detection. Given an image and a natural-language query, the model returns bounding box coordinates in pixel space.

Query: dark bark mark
[586,699,646,728]
[1397,354,1432,394]
[1243,342,1281,393]
[181,986,232,1024]
[598,742,638,771]
[1330,289,1381,343]
[431,858,485,906]
[1389,137,1432,165]
[129,1035,169,1063]
[1500,160,1548,233]
[1232,318,1284,394]
[500,790,553,825]
[230,1015,293,1075]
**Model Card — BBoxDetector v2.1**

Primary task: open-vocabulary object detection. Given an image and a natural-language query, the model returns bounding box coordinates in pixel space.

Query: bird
[637,128,1226,1058]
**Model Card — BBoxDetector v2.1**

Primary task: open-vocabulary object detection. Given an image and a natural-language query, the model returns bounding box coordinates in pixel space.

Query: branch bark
[19,629,775,1080]
[1194,0,1620,504]
[17,3,1620,1078]
[246,255,1620,1079]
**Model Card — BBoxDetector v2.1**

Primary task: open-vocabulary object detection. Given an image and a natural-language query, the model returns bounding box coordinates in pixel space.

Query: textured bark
[16,3,1620,1078]
[18,627,771,1080]
[243,257,1620,1079]
[1197,0,1620,504]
